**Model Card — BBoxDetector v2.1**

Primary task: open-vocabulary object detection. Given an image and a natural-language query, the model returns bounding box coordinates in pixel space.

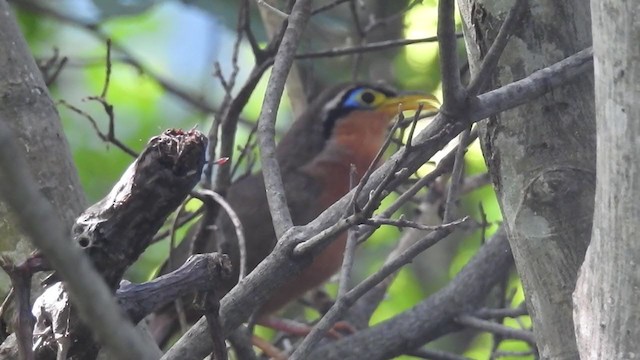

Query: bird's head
[277,82,440,171]
[320,83,440,138]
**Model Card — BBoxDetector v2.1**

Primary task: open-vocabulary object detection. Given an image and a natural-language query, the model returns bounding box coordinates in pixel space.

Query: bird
[151,82,439,346]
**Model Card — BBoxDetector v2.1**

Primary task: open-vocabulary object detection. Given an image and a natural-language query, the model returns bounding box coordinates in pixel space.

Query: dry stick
[168,199,191,332]
[257,0,314,239]
[306,228,511,360]
[466,0,528,95]
[289,220,467,360]
[357,128,479,244]
[18,1,220,115]
[74,39,138,158]
[363,217,457,231]
[193,189,248,281]
[0,121,156,360]
[230,123,259,179]
[349,112,407,213]
[151,207,203,244]
[455,315,536,345]
[438,0,466,109]
[337,165,360,300]
[206,0,250,187]
[442,128,471,223]
[347,136,481,326]
[296,35,461,60]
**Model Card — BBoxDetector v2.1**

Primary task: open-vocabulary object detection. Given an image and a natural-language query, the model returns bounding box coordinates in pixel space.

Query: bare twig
[364,216,460,231]
[350,112,406,213]
[58,100,138,158]
[59,40,139,158]
[296,35,459,59]
[290,219,467,359]
[337,165,360,299]
[443,128,471,223]
[193,189,247,281]
[168,199,191,332]
[456,315,536,345]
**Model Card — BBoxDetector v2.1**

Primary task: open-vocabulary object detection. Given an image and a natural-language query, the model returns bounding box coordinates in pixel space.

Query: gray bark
[573,1,640,359]
[458,0,595,358]
[0,1,86,285]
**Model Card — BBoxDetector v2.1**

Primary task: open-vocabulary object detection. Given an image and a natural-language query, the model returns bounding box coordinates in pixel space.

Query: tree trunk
[458,0,595,358]
[573,1,640,359]
[0,1,86,290]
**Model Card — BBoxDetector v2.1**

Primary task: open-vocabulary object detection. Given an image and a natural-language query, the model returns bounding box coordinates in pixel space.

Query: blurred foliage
[13,0,533,358]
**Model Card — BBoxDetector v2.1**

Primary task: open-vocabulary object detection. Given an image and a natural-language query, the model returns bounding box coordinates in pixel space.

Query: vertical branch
[257,0,314,238]
[442,128,470,222]
[438,0,466,109]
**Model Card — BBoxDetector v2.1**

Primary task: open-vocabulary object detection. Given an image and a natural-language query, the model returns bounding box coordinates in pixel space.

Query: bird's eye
[360,91,376,104]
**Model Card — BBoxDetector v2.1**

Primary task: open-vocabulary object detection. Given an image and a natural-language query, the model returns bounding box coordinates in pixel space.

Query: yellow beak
[378,93,440,116]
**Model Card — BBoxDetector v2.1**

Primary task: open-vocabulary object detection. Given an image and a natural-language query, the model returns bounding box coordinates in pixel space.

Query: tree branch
[257,0,314,238]
[0,115,157,360]
[160,48,592,360]
[306,228,512,360]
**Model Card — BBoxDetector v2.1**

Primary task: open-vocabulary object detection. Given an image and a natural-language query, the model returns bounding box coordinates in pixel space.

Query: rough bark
[28,129,207,359]
[458,0,595,358]
[573,1,640,359]
[0,1,86,292]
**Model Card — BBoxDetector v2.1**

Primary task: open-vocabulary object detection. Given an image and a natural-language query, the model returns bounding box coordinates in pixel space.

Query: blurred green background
[13,0,531,358]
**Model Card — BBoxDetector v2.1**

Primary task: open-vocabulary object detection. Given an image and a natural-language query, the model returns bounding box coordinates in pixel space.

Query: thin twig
[168,199,191,332]
[290,219,467,359]
[443,128,471,223]
[364,216,460,231]
[58,99,138,157]
[456,315,536,345]
[349,112,406,213]
[59,40,139,158]
[193,189,248,281]
[337,165,360,299]
[296,35,460,59]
